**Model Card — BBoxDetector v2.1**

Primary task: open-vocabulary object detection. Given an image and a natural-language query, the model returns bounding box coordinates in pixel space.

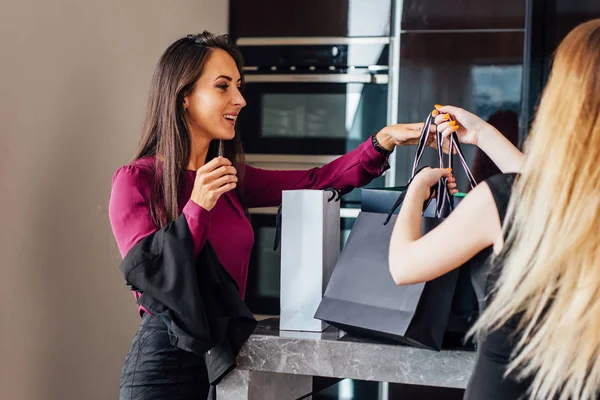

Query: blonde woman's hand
[190,156,238,211]
[433,105,492,146]
[410,167,458,201]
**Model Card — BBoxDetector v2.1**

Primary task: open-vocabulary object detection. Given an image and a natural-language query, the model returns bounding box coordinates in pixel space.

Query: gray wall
[0,1,227,399]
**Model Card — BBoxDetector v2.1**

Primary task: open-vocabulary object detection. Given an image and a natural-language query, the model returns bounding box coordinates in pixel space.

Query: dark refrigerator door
[393,0,527,192]
[524,0,600,135]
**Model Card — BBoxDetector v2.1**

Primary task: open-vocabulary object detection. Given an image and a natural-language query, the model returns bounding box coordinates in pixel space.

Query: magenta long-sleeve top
[109,139,388,312]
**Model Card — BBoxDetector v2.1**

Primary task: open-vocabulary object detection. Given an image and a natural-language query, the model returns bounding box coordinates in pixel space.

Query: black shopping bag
[360,190,481,347]
[314,210,459,350]
[360,186,405,214]
[315,113,480,350]
[361,187,464,217]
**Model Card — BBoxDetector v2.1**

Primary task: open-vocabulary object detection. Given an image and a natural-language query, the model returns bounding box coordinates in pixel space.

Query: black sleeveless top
[463,173,533,400]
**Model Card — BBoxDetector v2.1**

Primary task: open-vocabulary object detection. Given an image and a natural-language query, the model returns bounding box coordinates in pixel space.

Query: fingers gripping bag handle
[383,114,437,225]
[383,112,478,224]
[435,116,478,217]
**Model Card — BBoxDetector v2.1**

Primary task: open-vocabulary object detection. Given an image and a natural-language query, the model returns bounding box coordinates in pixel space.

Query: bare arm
[388,170,503,285]
[476,125,525,173]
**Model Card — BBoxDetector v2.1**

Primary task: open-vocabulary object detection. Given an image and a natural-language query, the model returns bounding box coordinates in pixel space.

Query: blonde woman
[388,19,600,400]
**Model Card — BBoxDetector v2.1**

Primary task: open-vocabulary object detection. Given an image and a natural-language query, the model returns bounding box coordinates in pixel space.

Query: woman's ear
[182,95,189,111]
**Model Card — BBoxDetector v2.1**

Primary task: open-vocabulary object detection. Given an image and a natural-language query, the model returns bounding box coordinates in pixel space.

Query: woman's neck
[187,133,211,171]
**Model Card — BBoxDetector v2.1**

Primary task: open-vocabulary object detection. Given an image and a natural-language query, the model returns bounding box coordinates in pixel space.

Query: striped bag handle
[384,112,477,224]
[434,115,477,217]
[384,114,437,224]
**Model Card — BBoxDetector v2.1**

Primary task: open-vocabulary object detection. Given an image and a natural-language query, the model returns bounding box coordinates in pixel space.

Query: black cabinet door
[230,0,392,38]
[400,0,526,30]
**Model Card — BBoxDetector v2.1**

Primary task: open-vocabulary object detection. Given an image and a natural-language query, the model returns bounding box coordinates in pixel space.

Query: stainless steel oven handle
[243,74,389,84]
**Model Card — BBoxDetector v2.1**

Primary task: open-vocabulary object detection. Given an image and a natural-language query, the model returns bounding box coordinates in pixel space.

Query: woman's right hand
[433,105,492,146]
[190,156,238,211]
[434,104,525,173]
[410,167,458,202]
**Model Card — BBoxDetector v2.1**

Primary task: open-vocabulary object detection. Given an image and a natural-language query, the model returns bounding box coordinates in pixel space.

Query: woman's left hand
[410,167,458,201]
[375,123,448,152]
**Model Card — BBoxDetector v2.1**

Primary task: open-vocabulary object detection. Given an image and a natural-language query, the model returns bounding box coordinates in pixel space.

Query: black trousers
[120,314,210,400]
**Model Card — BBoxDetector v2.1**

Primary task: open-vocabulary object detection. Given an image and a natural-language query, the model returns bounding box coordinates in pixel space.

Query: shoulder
[109,156,158,219]
[482,173,518,224]
[484,173,517,193]
[111,156,157,190]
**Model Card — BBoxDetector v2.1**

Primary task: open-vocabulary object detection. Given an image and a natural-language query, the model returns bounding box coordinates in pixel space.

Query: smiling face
[183,48,246,141]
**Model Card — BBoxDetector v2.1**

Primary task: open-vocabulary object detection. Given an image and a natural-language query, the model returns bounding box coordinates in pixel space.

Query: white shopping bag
[280,189,340,332]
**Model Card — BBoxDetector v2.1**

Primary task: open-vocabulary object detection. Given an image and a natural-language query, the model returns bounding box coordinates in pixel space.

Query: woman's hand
[433,105,493,146]
[190,156,238,211]
[409,167,458,202]
[433,104,525,173]
[375,122,439,151]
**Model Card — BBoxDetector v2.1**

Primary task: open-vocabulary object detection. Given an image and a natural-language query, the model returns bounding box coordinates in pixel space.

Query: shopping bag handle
[411,112,477,187]
[434,129,455,218]
[433,115,478,217]
[384,111,478,223]
[410,113,435,178]
[383,165,437,225]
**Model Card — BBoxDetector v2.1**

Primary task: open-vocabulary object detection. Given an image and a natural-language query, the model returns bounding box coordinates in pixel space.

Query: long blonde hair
[471,19,600,400]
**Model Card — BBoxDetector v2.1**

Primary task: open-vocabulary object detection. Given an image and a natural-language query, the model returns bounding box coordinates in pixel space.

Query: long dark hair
[134,31,246,228]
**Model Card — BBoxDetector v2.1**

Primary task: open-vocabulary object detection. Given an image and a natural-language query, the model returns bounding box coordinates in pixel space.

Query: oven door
[245,209,359,316]
[238,74,389,155]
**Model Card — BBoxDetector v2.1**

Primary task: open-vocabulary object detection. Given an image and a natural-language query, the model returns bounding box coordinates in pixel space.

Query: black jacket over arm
[119,214,257,385]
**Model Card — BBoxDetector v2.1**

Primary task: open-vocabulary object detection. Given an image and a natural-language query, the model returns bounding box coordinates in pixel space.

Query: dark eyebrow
[214,75,242,82]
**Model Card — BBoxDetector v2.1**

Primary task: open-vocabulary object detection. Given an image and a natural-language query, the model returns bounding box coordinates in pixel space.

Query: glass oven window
[242,82,388,154]
[254,227,281,299]
[262,93,347,139]
[246,215,281,316]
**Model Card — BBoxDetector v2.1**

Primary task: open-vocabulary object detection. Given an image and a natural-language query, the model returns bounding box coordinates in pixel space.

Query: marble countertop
[234,318,477,389]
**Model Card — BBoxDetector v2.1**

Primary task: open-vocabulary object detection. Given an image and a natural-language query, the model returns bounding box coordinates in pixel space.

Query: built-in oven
[237,37,393,205]
[237,38,390,156]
